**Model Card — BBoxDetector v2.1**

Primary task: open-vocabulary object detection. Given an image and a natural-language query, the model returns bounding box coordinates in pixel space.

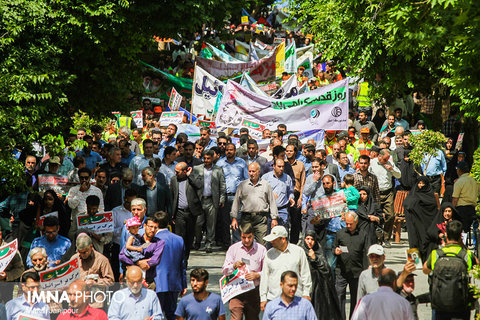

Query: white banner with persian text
[216,79,349,131]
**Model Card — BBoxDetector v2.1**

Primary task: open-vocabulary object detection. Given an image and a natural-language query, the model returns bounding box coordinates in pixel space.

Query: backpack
[430,248,471,312]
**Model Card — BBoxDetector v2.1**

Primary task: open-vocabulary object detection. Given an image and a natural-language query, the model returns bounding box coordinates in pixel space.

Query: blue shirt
[421,150,447,177]
[129,155,160,185]
[159,165,175,186]
[160,138,176,149]
[6,295,50,320]
[262,296,317,320]
[108,287,164,320]
[76,150,103,171]
[204,139,217,150]
[216,157,248,194]
[296,153,307,164]
[337,164,355,182]
[175,293,225,320]
[327,216,346,233]
[121,151,136,166]
[26,235,71,268]
[262,172,294,210]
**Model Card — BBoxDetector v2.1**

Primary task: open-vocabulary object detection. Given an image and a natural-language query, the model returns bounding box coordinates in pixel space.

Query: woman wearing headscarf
[37,190,70,237]
[356,186,383,247]
[425,202,461,256]
[372,108,386,132]
[303,231,342,320]
[443,138,462,203]
[393,150,419,242]
[403,176,439,260]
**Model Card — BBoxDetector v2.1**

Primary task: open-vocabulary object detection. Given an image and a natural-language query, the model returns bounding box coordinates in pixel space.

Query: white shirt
[260,243,312,302]
[203,167,213,196]
[351,286,414,320]
[112,205,133,245]
[368,158,401,191]
[67,185,105,217]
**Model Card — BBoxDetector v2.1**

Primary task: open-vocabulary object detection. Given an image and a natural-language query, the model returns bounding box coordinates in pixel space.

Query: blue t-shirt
[175,292,225,320]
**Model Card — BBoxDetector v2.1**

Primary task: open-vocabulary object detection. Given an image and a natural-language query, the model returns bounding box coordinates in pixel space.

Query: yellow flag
[275,41,285,78]
[241,16,249,24]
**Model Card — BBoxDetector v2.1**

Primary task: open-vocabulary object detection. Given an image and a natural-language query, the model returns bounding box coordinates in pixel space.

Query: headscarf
[372,108,386,132]
[356,186,376,221]
[398,150,418,190]
[403,176,438,215]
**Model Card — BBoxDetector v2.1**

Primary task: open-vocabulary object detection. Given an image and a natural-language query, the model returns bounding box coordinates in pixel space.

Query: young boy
[342,174,360,211]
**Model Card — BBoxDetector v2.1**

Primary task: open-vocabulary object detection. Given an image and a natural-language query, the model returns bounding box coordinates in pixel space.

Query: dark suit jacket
[191,164,226,208]
[154,229,187,292]
[138,181,172,216]
[170,173,204,217]
[104,182,140,211]
[241,155,268,170]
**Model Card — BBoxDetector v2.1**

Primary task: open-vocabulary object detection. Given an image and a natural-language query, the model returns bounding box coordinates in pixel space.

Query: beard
[33,264,47,272]
[129,285,142,295]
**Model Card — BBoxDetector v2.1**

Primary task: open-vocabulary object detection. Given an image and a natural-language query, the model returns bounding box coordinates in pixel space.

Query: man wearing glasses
[67,167,105,240]
[105,168,139,211]
[6,272,50,320]
[26,216,71,268]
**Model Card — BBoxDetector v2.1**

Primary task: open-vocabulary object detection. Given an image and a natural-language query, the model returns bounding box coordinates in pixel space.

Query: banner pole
[191,62,197,124]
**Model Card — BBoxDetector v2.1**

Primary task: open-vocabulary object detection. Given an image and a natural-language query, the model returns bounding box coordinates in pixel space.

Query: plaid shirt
[353,171,381,204]
[414,96,435,114]
[0,191,29,220]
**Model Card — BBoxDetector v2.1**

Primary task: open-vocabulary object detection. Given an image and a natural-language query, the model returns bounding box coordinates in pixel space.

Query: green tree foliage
[409,130,447,175]
[0,0,262,196]
[288,0,480,115]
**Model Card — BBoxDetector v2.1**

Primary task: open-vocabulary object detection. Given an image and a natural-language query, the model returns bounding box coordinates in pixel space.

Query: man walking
[452,161,480,232]
[351,269,414,320]
[263,271,317,320]
[175,268,226,320]
[193,150,226,253]
[222,223,266,320]
[231,162,278,245]
[368,149,401,247]
[334,212,369,319]
[170,162,203,261]
[217,143,249,248]
[260,226,312,311]
[154,211,187,320]
[262,159,295,231]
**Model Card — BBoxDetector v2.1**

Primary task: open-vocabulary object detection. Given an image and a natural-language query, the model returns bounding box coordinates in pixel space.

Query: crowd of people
[0,101,477,320]
[0,14,478,320]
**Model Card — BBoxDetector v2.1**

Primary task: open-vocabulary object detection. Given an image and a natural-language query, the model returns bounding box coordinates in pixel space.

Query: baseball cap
[326,130,336,134]
[360,127,370,134]
[263,226,288,242]
[456,161,469,171]
[49,156,61,165]
[367,244,384,256]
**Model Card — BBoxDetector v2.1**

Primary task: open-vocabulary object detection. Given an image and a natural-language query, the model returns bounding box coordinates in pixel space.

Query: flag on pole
[168,87,183,111]
[285,41,297,73]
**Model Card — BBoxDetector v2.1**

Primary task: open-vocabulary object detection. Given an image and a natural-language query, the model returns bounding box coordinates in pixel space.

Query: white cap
[263,226,288,242]
[367,244,384,256]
